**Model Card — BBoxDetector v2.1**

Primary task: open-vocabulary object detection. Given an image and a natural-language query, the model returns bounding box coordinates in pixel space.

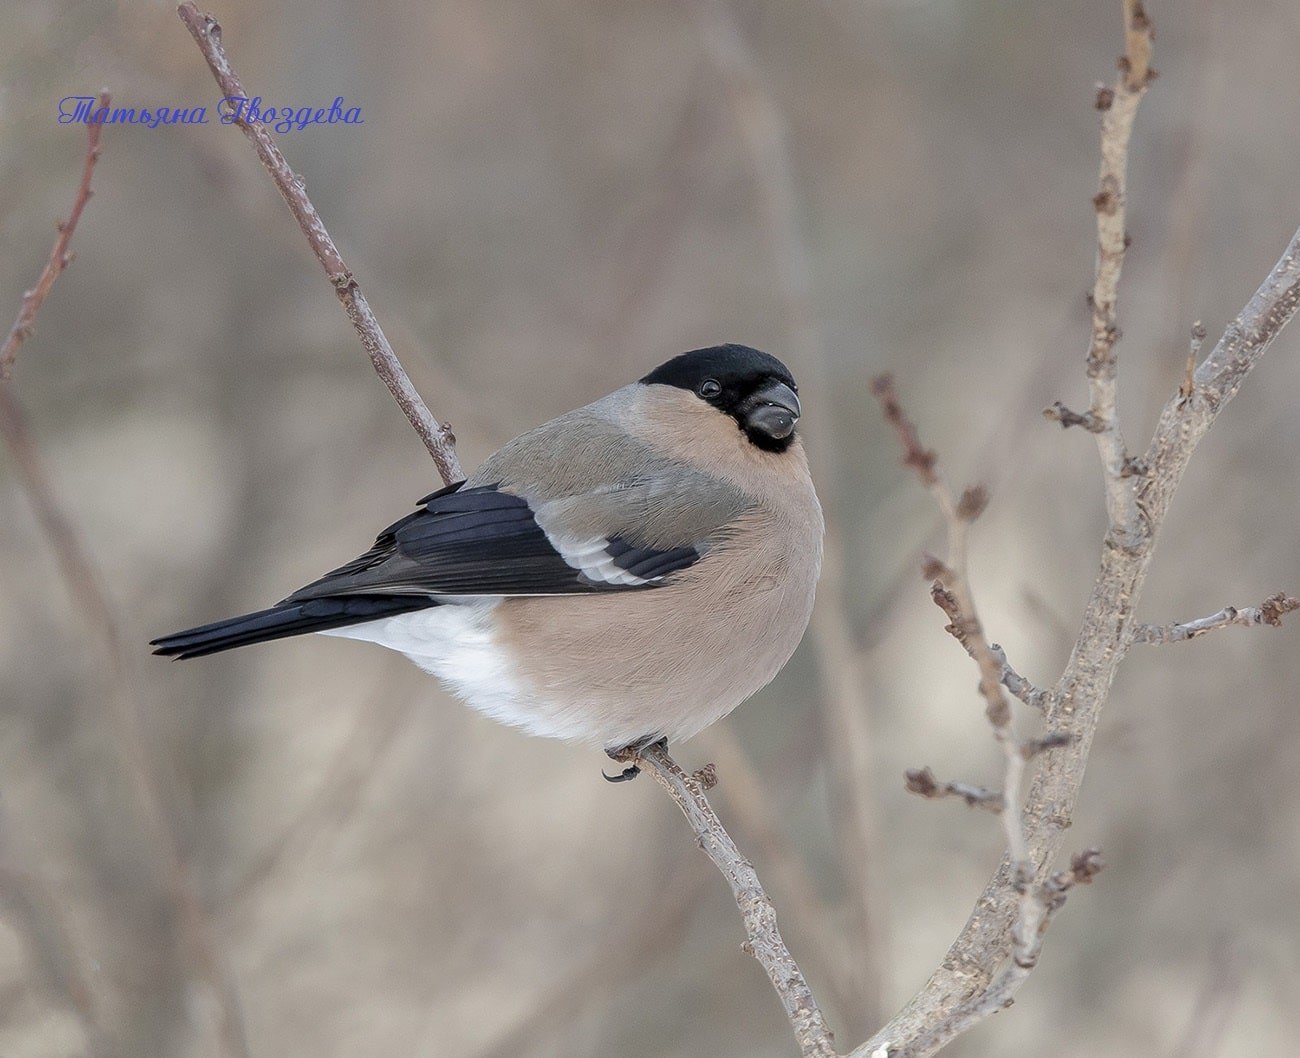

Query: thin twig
[176,2,462,486]
[1168,939,1246,1058]
[1083,0,1156,549]
[1131,593,1300,644]
[0,106,251,1058]
[870,376,1029,875]
[904,768,1004,814]
[988,644,1051,713]
[696,0,889,1029]
[0,92,108,380]
[1179,322,1207,403]
[626,742,839,1058]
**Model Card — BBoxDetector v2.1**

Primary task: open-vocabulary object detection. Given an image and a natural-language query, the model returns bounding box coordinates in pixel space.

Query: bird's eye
[698,378,722,399]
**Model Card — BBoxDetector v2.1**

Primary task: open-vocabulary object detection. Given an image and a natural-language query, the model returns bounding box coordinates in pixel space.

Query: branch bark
[1132,593,1300,644]
[176,2,463,486]
[634,742,839,1058]
[1084,0,1155,549]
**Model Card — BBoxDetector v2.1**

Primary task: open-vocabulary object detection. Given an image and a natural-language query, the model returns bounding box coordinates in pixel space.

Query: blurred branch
[477,867,711,1058]
[0,106,251,1058]
[1168,938,1246,1058]
[0,803,107,1058]
[223,680,416,911]
[1132,593,1300,644]
[903,768,1003,814]
[988,644,1050,713]
[176,2,463,486]
[870,376,1039,875]
[622,742,838,1058]
[696,0,889,1029]
[0,92,108,381]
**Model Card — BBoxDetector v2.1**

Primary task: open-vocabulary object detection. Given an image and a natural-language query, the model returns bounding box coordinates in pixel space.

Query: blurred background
[2,0,1299,1055]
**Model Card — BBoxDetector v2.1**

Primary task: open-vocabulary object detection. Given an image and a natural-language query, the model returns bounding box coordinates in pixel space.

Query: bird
[152,343,823,779]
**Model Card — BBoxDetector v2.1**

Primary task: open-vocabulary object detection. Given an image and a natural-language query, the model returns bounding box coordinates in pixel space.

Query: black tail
[151,595,435,660]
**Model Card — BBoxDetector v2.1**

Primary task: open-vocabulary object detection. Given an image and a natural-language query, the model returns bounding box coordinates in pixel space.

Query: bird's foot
[602,736,668,783]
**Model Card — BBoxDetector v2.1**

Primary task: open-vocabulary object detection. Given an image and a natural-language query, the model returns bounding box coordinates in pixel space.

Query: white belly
[319,601,602,743]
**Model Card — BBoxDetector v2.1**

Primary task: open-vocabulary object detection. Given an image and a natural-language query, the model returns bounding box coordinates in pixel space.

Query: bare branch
[1042,401,1104,432]
[0,103,251,1058]
[697,0,890,1027]
[852,221,1300,1058]
[895,850,1104,1058]
[1132,593,1300,644]
[988,644,1051,713]
[1085,0,1156,549]
[176,2,462,486]
[1168,939,1247,1058]
[621,742,838,1058]
[868,379,1023,850]
[0,92,109,380]
[708,726,864,1020]
[869,375,938,486]
[904,768,1004,814]
[1180,321,1207,403]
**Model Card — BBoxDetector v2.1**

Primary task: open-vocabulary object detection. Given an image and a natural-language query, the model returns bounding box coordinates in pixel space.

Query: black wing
[281,482,702,603]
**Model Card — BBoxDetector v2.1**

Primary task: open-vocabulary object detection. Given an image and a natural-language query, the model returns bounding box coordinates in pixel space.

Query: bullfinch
[152,344,823,777]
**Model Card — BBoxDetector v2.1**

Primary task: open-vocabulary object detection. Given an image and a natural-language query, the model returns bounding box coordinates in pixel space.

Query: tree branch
[848,1,1300,1048]
[1083,0,1155,549]
[870,376,1032,873]
[175,2,463,486]
[1132,593,1300,644]
[0,91,109,381]
[627,742,839,1058]
[988,644,1050,713]
[852,227,1300,1058]
[904,768,1004,814]
[895,851,1104,1058]
[695,0,890,1028]
[0,107,251,1058]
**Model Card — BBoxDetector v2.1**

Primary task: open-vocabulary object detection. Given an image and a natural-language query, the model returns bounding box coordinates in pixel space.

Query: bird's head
[641,344,802,453]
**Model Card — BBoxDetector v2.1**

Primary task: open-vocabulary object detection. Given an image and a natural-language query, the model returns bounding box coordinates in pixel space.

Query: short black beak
[743,380,801,441]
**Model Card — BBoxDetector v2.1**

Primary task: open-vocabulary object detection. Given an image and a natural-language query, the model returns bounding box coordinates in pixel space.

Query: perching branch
[176,2,463,486]
[0,92,108,381]
[624,742,839,1058]
[1131,593,1300,644]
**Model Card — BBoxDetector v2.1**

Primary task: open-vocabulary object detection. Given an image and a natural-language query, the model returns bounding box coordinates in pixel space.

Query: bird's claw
[601,763,642,783]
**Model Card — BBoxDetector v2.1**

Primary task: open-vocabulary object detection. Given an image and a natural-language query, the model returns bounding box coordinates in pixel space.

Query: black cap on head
[641,344,802,453]
[641,343,795,392]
